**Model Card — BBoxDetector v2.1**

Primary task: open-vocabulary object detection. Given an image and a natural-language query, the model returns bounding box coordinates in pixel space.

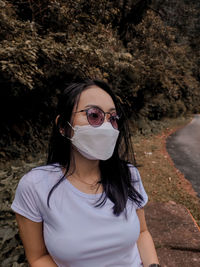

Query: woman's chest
[42,195,140,264]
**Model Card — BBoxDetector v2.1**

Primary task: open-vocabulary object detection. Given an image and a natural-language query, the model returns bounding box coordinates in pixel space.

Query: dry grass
[131,115,200,227]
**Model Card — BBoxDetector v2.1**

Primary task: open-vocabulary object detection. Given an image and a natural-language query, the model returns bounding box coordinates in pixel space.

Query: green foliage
[126,10,200,120]
[0,0,200,156]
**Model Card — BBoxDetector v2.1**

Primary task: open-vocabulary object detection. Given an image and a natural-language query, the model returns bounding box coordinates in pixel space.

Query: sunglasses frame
[74,106,120,129]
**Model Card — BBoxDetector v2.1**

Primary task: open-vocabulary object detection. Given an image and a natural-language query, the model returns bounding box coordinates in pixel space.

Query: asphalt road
[166,114,200,198]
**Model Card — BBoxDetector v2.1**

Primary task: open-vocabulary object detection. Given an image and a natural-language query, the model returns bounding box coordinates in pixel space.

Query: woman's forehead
[77,86,115,110]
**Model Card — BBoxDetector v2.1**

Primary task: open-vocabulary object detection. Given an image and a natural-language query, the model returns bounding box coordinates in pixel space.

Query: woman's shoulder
[127,163,137,170]
[127,163,148,207]
[20,163,62,186]
[127,163,140,182]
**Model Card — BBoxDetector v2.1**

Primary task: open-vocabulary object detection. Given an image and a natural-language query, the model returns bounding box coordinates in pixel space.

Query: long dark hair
[47,79,143,217]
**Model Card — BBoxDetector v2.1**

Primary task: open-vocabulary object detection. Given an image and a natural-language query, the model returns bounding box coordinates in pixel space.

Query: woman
[11,79,160,267]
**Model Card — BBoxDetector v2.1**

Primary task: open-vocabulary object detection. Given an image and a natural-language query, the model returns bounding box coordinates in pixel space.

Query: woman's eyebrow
[109,107,117,112]
[84,104,116,111]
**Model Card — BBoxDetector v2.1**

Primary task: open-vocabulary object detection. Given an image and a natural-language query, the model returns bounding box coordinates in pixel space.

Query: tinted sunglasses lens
[87,108,104,127]
[110,115,119,129]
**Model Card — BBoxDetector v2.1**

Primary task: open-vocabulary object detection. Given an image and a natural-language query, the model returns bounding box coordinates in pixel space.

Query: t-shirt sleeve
[11,172,43,222]
[129,166,148,209]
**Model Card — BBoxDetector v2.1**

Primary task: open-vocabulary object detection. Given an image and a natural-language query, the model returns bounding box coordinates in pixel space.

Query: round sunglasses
[74,106,120,129]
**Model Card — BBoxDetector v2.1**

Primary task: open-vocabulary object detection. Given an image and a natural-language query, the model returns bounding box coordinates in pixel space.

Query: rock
[145,201,200,266]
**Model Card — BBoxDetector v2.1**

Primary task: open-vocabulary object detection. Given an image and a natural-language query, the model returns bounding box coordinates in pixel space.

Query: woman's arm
[15,213,57,267]
[136,208,160,267]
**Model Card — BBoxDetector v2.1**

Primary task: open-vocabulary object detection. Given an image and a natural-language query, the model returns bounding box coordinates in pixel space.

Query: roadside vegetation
[131,115,200,227]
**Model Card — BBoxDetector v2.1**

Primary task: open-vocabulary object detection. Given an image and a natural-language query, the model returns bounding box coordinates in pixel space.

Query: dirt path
[166,114,200,197]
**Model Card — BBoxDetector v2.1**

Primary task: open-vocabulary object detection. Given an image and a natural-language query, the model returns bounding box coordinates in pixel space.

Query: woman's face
[71,85,117,128]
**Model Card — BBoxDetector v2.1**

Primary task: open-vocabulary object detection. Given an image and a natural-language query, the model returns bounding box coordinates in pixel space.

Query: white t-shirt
[11,164,148,267]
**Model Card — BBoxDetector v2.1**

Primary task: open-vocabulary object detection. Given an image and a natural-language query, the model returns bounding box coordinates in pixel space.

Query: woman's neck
[68,149,101,183]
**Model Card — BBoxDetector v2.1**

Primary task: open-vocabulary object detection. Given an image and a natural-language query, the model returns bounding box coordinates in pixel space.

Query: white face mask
[68,122,119,160]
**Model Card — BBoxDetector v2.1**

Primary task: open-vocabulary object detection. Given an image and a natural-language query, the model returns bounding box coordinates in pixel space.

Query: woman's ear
[55,115,64,136]
[55,115,60,126]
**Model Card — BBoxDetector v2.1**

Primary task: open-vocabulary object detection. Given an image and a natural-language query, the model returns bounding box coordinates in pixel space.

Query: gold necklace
[71,175,101,190]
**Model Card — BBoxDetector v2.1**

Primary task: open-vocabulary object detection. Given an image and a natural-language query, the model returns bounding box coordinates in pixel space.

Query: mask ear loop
[67,121,75,130]
[60,121,74,139]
